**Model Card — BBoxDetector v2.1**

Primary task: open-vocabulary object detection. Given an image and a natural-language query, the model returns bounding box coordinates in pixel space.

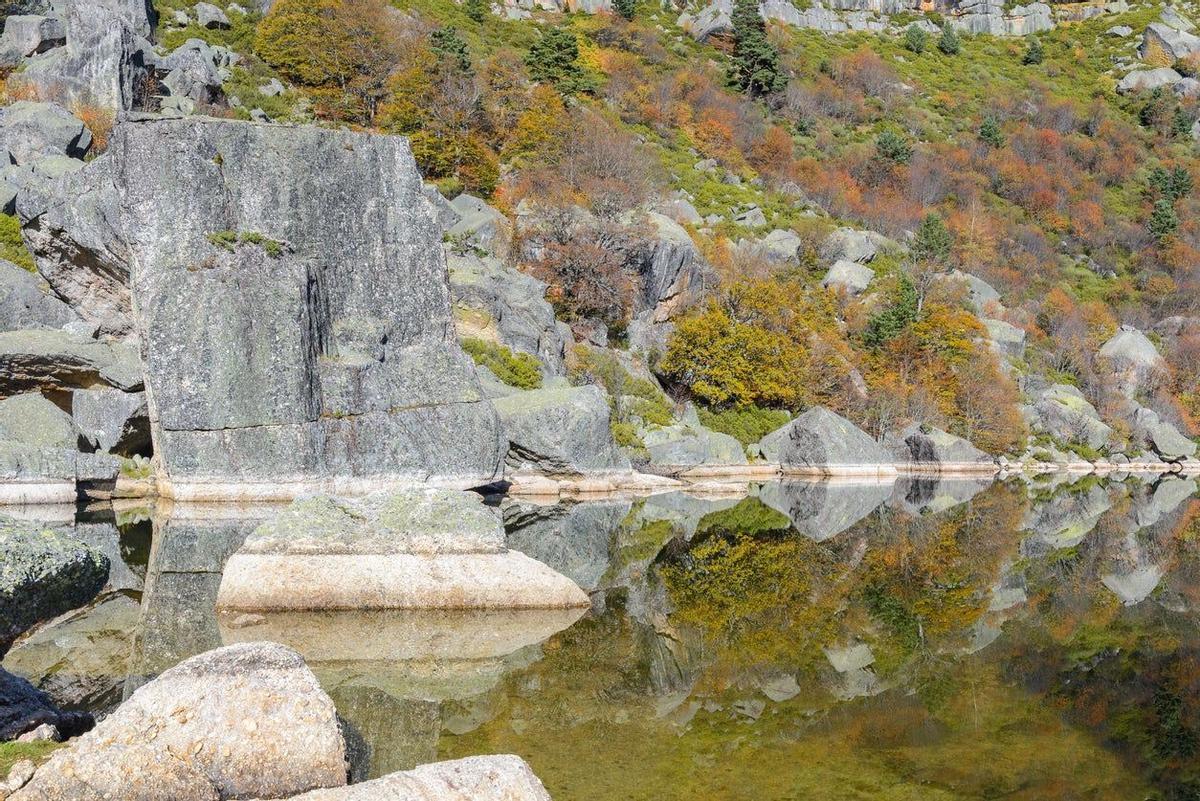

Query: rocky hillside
[0,0,1197,492]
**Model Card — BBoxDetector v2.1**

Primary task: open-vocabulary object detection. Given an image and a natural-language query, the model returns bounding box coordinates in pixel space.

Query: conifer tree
[937,25,960,55]
[614,0,635,20]
[728,0,786,97]
[1022,37,1043,65]
[525,26,595,94]
[431,27,471,72]
[1149,198,1179,241]
[904,23,927,54]
[979,115,1004,148]
[466,0,487,23]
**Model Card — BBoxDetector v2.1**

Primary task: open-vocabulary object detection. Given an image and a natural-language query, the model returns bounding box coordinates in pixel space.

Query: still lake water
[4,474,1199,800]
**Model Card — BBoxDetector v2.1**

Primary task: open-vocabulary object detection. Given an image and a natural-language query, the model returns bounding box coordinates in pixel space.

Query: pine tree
[1171,106,1193,138]
[1022,37,1043,65]
[614,0,635,20]
[862,274,919,348]
[431,27,471,72]
[979,115,1004,148]
[525,26,595,94]
[1148,198,1179,242]
[904,23,927,54]
[912,212,952,265]
[728,0,786,97]
[876,130,913,164]
[466,0,487,23]
[937,25,960,55]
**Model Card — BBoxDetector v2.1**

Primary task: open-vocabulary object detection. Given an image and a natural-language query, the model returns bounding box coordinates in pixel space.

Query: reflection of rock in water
[504,500,630,591]
[130,507,271,687]
[890,477,991,517]
[758,480,891,541]
[3,593,139,713]
[1131,476,1196,529]
[218,608,584,779]
[639,493,743,540]
[1021,481,1112,551]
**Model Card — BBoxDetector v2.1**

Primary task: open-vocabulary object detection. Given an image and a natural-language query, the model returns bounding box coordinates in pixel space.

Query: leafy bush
[0,214,34,271]
[461,337,542,389]
[698,405,791,446]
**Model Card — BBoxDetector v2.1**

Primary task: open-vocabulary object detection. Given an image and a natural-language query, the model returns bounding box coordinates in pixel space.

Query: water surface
[4,475,1199,800]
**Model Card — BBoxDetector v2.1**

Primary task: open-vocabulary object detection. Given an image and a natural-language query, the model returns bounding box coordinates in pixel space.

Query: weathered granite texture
[108,117,504,496]
[11,642,348,801]
[758,406,892,473]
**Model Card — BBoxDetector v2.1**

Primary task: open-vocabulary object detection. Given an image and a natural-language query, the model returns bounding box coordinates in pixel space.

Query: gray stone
[821,227,894,264]
[0,328,142,395]
[16,148,132,338]
[194,1,230,27]
[1,668,91,743]
[1116,67,1183,94]
[493,383,630,476]
[0,15,65,57]
[1132,406,1197,460]
[0,392,84,449]
[241,490,506,557]
[821,259,874,295]
[11,643,348,801]
[755,228,802,262]
[1098,325,1166,397]
[8,2,157,110]
[883,423,992,467]
[1174,76,1200,97]
[630,212,714,348]
[984,318,1025,360]
[446,194,509,255]
[1140,21,1200,60]
[1106,24,1132,36]
[1030,384,1111,449]
[1022,481,1111,549]
[71,387,148,455]
[658,196,702,225]
[0,516,109,658]
[948,270,1001,312]
[448,252,568,375]
[734,205,766,227]
[108,117,504,492]
[258,77,284,96]
[643,421,747,470]
[759,406,890,470]
[759,480,890,541]
[160,38,233,105]
[0,102,91,165]
[0,258,76,330]
[216,490,589,611]
[1160,5,1195,32]
[270,755,552,801]
[890,476,990,516]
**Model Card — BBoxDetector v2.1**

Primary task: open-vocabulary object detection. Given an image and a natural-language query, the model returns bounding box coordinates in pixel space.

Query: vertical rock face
[109,117,504,496]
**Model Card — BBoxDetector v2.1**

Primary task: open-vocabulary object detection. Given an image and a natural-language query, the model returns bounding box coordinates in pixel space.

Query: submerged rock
[11,642,348,801]
[0,517,109,658]
[109,116,504,495]
[758,406,891,473]
[216,489,589,611]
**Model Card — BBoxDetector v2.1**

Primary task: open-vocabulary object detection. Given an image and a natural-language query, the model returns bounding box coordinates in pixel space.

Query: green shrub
[0,214,34,271]
[904,24,927,54]
[461,337,542,389]
[698,405,791,446]
[628,395,674,427]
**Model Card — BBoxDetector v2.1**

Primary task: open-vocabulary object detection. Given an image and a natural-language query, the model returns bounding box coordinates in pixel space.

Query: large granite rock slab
[0,517,109,658]
[448,252,568,376]
[504,499,630,591]
[11,642,348,801]
[0,328,142,395]
[106,117,504,497]
[1,667,93,742]
[0,14,66,59]
[0,101,91,165]
[1028,384,1111,449]
[758,406,892,474]
[492,383,631,476]
[0,392,85,449]
[216,489,589,610]
[70,386,148,455]
[642,420,748,472]
[260,755,552,801]
[884,423,994,472]
[1098,325,1167,397]
[7,1,157,110]
[15,154,132,338]
[628,212,714,352]
[1132,406,1197,460]
[0,258,76,330]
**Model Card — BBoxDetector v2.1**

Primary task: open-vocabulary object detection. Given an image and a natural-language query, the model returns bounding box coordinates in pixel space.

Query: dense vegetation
[148,0,1198,455]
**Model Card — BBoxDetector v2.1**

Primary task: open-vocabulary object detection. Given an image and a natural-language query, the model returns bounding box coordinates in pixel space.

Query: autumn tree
[727,0,785,97]
[256,0,407,124]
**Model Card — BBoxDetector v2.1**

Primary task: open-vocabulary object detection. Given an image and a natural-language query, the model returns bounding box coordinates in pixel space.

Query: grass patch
[461,337,543,389]
[0,213,34,271]
[0,740,63,776]
[698,405,791,446]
